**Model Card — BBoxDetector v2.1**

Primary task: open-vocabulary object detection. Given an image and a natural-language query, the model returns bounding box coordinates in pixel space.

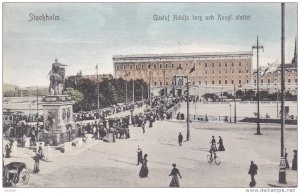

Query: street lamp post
[229,104,232,123]
[234,85,237,123]
[252,36,264,135]
[186,75,190,141]
[279,2,287,184]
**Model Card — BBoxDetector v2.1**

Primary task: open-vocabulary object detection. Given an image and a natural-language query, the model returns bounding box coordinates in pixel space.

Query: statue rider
[49,59,68,95]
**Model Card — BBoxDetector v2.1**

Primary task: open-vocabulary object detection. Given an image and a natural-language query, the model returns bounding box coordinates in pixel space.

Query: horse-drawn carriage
[3,162,30,187]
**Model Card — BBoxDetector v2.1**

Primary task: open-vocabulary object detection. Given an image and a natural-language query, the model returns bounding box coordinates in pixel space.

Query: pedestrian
[5,142,12,158]
[139,154,148,178]
[292,150,297,171]
[137,146,143,165]
[142,121,145,134]
[217,136,225,151]
[169,163,182,187]
[33,153,40,173]
[285,148,290,169]
[178,132,183,146]
[248,161,258,187]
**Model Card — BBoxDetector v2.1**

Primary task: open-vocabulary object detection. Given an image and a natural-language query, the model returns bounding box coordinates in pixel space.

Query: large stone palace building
[113,51,253,88]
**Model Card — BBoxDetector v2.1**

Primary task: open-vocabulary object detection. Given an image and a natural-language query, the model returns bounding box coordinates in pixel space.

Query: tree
[64,88,84,103]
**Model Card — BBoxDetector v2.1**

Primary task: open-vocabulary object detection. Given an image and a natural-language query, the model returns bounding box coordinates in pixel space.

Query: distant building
[82,74,113,82]
[252,39,297,93]
[113,51,253,88]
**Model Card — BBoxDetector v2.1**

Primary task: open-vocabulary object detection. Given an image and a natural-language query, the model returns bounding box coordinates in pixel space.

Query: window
[288,79,291,83]
[232,70,234,73]
[268,79,270,83]
[199,81,201,85]
[172,64,174,68]
[160,64,162,68]
[296,79,297,83]
[239,80,242,84]
[219,80,221,84]
[231,80,234,84]
[154,82,157,86]
[219,71,221,74]
[225,70,227,74]
[246,80,249,83]
[225,80,228,84]
[239,70,241,73]
[193,81,195,85]
[135,65,138,69]
[261,79,263,83]
[123,65,126,69]
[148,65,151,69]
[130,65,132,69]
[205,70,207,74]
[205,81,207,85]
[219,63,221,67]
[239,62,241,67]
[212,80,215,84]
[212,63,214,67]
[160,82,162,86]
[231,62,234,66]
[179,64,182,68]
[142,65,144,69]
[205,63,207,67]
[212,70,214,74]
[246,69,249,73]
[166,82,169,85]
[225,63,227,67]
[154,64,156,69]
[254,80,256,84]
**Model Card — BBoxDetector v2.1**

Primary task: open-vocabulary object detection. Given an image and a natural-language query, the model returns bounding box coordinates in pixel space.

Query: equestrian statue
[48,59,68,95]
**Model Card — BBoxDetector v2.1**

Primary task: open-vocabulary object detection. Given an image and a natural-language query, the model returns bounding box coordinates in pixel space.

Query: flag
[189,64,195,74]
[176,66,182,70]
[125,71,130,77]
[95,64,98,70]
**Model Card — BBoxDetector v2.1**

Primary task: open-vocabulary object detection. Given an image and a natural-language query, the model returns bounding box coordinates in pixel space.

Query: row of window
[151,79,248,86]
[205,69,249,74]
[254,79,297,84]
[116,61,250,70]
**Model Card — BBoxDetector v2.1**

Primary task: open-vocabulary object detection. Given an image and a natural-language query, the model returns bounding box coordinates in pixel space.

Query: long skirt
[139,166,148,178]
[218,144,225,151]
[169,175,179,187]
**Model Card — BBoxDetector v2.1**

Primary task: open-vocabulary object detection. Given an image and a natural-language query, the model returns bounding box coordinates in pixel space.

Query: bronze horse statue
[48,59,67,95]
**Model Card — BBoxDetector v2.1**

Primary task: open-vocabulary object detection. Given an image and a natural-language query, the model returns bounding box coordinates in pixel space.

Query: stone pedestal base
[38,129,78,146]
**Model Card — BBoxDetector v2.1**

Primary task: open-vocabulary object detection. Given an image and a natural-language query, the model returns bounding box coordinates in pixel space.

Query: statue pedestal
[38,95,77,146]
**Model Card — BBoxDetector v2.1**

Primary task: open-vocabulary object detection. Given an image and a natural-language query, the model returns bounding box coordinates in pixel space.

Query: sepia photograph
[1,1,298,191]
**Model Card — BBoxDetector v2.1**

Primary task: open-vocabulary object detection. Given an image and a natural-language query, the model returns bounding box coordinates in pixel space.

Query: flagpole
[96,64,99,110]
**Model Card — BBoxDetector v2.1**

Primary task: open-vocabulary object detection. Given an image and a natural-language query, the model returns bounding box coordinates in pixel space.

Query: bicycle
[207,154,221,165]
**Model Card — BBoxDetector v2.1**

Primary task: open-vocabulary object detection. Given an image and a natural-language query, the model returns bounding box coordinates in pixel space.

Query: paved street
[5,118,297,188]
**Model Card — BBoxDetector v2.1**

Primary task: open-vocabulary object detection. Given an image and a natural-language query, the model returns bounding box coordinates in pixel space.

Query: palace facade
[113,51,253,88]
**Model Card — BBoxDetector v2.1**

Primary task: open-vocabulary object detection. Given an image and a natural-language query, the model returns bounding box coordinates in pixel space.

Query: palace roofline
[113,51,253,60]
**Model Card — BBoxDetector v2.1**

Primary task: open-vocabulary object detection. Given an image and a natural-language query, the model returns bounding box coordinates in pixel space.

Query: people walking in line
[137,146,143,165]
[292,150,297,171]
[139,154,148,178]
[285,148,290,169]
[248,161,258,187]
[217,136,225,151]
[169,163,182,187]
[178,132,183,146]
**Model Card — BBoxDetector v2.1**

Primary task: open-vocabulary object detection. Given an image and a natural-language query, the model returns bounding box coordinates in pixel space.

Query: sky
[3,2,298,87]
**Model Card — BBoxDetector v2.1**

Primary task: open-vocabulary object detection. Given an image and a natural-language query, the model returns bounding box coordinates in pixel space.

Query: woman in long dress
[169,163,182,187]
[218,136,225,151]
[292,150,297,170]
[139,154,148,178]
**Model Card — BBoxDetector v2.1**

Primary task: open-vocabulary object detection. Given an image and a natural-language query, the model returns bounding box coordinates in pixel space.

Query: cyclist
[209,136,217,160]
